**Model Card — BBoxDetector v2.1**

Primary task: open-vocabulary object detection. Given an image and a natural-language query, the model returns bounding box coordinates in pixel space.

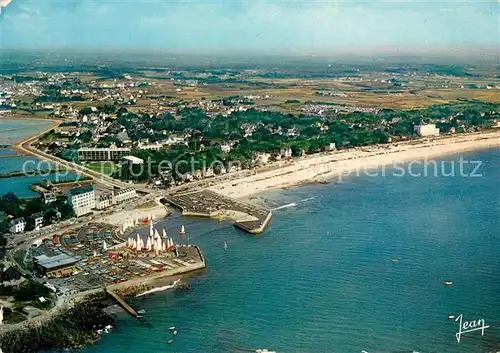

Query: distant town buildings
[78,147,131,161]
[414,124,440,137]
[68,185,95,217]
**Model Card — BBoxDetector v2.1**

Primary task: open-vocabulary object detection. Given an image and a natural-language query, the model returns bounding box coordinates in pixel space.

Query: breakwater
[163,190,272,234]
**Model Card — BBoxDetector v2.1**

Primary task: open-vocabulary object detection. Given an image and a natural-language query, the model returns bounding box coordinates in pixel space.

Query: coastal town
[0,57,499,353]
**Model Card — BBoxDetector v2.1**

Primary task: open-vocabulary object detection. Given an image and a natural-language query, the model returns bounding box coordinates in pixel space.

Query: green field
[85,162,119,176]
[13,250,27,271]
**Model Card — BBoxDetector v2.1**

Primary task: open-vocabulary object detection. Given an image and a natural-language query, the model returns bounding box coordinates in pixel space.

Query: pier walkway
[105,288,139,318]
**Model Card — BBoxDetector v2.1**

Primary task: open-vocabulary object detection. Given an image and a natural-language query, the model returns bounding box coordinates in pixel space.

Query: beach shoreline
[209,131,500,199]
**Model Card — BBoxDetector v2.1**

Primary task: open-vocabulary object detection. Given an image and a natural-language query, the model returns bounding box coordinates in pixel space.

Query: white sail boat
[179,225,185,236]
[224,241,228,250]
[136,233,142,251]
[149,221,154,237]
[162,228,168,239]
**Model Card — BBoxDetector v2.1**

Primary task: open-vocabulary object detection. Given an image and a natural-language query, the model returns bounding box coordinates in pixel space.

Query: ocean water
[0,172,82,198]
[0,147,17,156]
[0,118,81,197]
[0,119,53,146]
[75,148,497,353]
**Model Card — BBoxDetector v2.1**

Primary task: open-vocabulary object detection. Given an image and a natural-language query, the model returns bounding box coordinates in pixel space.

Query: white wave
[271,202,297,211]
[136,279,181,297]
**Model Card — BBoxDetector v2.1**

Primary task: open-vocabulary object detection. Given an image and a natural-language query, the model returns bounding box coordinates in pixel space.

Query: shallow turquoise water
[76,149,498,352]
[0,119,81,197]
[0,119,53,146]
[0,172,81,198]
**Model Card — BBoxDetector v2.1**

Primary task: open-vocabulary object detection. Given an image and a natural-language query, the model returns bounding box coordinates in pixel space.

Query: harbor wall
[106,259,206,292]
[234,211,273,234]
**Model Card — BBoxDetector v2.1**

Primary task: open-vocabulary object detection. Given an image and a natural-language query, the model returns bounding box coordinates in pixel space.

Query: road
[13,121,132,190]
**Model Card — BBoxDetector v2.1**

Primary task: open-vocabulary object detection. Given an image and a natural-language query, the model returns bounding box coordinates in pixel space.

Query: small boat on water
[224,241,228,250]
[391,258,398,263]
[137,309,146,315]
[168,326,176,331]
[444,281,453,286]
[168,339,173,344]
[255,350,276,353]
[448,314,455,319]
[173,330,178,336]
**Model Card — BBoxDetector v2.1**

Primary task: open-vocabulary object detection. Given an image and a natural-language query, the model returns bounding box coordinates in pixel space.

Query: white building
[43,192,57,204]
[414,124,440,137]
[78,147,131,161]
[112,187,137,204]
[95,193,112,210]
[203,167,214,177]
[255,153,271,165]
[9,218,26,234]
[280,147,293,158]
[163,136,186,146]
[220,144,231,153]
[68,185,95,217]
[121,155,144,166]
[138,142,162,151]
[31,213,44,230]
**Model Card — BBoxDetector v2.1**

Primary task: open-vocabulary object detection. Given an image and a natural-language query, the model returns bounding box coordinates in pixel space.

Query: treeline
[0,192,75,235]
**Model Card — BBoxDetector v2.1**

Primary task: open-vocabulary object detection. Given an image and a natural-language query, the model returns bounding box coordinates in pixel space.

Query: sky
[0,0,498,53]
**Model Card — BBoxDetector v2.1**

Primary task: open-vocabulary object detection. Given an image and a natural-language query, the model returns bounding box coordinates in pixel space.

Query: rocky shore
[0,293,114,353]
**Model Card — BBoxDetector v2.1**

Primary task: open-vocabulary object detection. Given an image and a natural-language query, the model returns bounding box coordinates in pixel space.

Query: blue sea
[79,148,499,353]
[0,119,80,197]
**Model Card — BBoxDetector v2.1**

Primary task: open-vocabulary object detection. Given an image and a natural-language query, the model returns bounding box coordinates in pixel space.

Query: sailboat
[136,233,142,251]
[162,228,168,239]
[149,221,154,237]
[179,225,185,236]
[224,241,228,250]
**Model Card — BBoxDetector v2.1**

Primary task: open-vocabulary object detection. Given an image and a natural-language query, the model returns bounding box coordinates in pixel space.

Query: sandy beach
[100,201,169,226]
[209,131,500,199]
